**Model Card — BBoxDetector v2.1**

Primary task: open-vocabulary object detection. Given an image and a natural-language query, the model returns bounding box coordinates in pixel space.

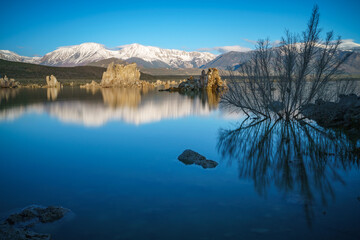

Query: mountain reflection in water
[0,87,229,126]
[218,117,360,224]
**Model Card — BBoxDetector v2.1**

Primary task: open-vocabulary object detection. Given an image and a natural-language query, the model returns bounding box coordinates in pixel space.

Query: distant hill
[0,59,157,84]
[202,49,360,75]
[201,51,252,69]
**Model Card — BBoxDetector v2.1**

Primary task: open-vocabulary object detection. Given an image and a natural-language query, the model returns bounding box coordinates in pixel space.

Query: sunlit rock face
[45,75,61,88]
[206,68,225,90]
[176,68,226,93]
[101,63,141,87]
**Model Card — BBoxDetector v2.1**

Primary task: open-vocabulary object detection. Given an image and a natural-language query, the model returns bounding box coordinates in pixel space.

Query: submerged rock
[0,205,70,240]
[0,223,51,240]
[178,149,218,169]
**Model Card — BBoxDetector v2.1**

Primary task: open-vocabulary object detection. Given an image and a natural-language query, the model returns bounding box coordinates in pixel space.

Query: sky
[1,0,359,56]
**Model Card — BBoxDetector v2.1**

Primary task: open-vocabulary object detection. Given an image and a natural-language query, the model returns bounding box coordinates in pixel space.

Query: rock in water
[80,80,100,89]
[178,149,218,169]
[45,75,61,88]
[1,205,70,240]
[171,68,226,93]
[101,62,141,87]
[6,206,69,225]
[206,68,224,90]
[178,149,207,162]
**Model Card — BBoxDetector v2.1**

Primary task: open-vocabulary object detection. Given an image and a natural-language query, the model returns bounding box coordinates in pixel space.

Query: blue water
[0,87,359,240]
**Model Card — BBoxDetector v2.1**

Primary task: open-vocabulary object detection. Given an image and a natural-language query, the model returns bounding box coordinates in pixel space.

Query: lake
[0,87,359,240]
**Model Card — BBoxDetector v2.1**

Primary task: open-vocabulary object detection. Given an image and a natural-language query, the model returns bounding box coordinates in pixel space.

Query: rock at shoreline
[178,149,218,169]
[80,80,100,89]
[0,205,70,240]
[101,62,141,87]
[301,94,360,134]
[45,75,61,88]
[0,75,19,88]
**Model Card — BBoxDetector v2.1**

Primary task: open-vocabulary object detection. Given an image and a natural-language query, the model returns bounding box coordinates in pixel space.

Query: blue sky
[1,0,359,56]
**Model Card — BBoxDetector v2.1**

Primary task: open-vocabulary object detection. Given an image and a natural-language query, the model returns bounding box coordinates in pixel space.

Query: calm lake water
[0,87,359,240]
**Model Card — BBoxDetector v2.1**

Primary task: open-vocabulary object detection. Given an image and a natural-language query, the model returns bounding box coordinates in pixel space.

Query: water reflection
[218,117,359,224]
[0,88,19,104]
[47,87,59,101]
[0,87,227,126]
[101,88,141,108]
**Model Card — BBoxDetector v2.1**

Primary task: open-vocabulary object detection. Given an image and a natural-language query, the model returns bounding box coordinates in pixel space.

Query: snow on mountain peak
[0,42,216,68]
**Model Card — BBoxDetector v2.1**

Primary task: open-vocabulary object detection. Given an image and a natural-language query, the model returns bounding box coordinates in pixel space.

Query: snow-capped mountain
[40,43,117,66]
[0,50,41,64]
[339,39,360,52]
[0,43,216,68]
[116,43,215,68]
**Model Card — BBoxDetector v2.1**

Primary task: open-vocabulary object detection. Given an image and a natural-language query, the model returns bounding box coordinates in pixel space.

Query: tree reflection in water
[218,117,359,225]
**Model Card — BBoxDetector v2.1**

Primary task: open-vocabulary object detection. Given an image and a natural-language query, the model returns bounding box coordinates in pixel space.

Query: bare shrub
[222,5,354,120]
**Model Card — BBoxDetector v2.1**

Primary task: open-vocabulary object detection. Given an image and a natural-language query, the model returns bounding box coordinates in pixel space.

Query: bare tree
[222,5,353,121]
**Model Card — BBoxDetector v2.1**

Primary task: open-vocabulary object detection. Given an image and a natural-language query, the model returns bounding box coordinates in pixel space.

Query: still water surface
[0,87,359,239]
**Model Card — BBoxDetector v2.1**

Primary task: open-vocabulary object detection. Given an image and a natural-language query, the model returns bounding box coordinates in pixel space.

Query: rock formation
[79,62,183,90]
[80,80,100,89]
[164,68,226,93]
[45,75,61,88]
[199,70,207,87]
[0,205,70,240]
[178,149,218,169]
[206,68,225,90]
[101,62,141,87]
[0,75,19,88]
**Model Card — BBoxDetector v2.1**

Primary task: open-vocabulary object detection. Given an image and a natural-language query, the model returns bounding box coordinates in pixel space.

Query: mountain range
[1,42,360,75]
[203,47,360,74]
[0,43,215,68]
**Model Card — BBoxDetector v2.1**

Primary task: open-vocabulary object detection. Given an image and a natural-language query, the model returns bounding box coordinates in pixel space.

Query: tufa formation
[45,75,61,88]
[101,62,141,87]
[0,75,19,88]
